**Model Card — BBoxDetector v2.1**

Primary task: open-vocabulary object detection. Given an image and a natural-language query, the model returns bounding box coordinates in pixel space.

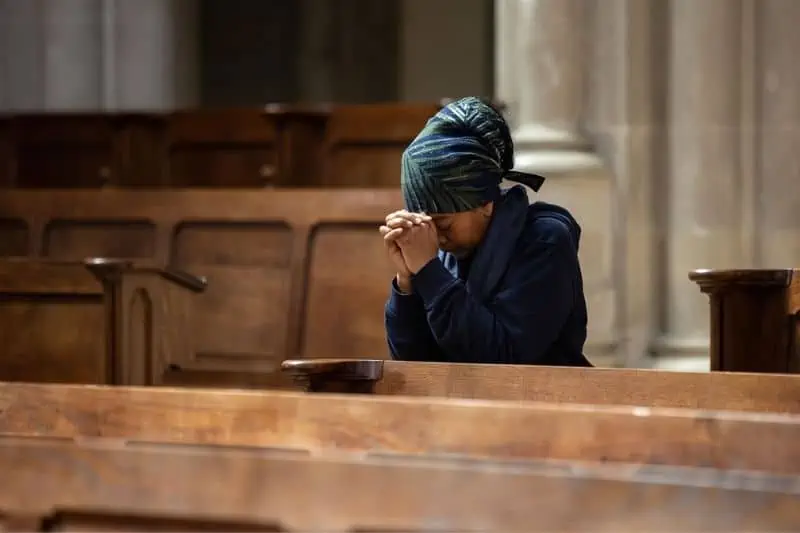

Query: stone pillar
[0,0,103,111]
[43,0,104,109]
[498,0,600,173]
[757,0,800,268]
[495,0,617,366]
[652,0,744,370]
[107,0,198,110]
[0,0,43,110]
[0,0,197,112]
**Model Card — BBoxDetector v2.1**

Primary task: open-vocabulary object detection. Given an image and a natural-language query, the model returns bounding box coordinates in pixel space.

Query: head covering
[401,96,545,214]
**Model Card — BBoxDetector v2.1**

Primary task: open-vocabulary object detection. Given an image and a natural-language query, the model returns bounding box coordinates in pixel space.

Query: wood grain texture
[0,436,798,532]
[0,383,799,475]
[691,268,800,373]
[0,105,438,189]
[0,259,204,386]
[280,359,800,413]
[0,189,402,387]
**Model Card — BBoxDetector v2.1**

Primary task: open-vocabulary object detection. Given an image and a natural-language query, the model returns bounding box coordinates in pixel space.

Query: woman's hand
[397,220,440,274]
[379,210,431,291]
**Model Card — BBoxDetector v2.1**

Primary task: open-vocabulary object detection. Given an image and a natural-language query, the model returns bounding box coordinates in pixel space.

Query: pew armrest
[689,268,796,292]
[690,268,800,373]
[280,359,384,393]
[84,257,207,293]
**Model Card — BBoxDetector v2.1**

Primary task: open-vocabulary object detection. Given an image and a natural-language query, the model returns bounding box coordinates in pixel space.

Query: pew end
[0,257,205,385]
[281,358,383,392]
[691,268,800,374]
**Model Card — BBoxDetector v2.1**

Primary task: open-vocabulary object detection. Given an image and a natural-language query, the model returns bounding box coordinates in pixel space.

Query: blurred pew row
[0,103,444,188]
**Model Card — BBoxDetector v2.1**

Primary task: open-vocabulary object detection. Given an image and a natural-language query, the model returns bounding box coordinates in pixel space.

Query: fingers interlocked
[379,210,432,243]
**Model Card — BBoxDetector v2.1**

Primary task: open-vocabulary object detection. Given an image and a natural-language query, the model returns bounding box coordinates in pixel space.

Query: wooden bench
[0,188,401,387]
[280,359,800,413]
[166,107,329,188]
[0,105,440,188]
[1,383,799,475]
[320,103,439,188]
[0,435,798,531]
[0,258,204,385]
[691,268,800,374]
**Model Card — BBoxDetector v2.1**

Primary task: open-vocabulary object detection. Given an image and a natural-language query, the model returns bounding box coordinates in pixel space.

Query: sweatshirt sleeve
[410,225,577,364]
[384,277,444,361]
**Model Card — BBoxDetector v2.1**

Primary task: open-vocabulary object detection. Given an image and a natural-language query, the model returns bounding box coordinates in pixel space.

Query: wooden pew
[1,436,799,532]
[320,103,439,187]
[166,106,328,188]
[3,113,164,187]
[0,114,12,187]
[0,104,441,188]
[691,268,800,374]
[0,258,205,385]
[280,359,800,414]
[0,109,329,188]
[1,383,800,475]
[0,189,400,387]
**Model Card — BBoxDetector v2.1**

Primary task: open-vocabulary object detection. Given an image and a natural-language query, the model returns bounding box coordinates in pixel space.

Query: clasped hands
[379,210,440,290]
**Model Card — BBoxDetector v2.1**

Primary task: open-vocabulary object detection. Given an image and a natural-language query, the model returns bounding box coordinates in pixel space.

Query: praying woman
[380,97,592,367]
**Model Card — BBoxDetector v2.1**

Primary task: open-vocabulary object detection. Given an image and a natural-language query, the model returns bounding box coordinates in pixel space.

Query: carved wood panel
[172,222,294,371]
[0,189,402,387]
[301,222,394,360]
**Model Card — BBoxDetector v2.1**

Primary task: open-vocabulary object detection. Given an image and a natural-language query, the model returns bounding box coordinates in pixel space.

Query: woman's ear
[479,202,494,218]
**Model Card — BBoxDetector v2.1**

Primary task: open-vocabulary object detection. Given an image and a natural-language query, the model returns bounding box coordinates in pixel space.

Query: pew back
[0,189,400,386]
[321,103,438,187]
[2,436,799,531]
[2,383,800,475]
[0,105,438,188]
[0,258,205,385]
[166,107,328,188]
[282,359,800,414]
[0,260,106,384]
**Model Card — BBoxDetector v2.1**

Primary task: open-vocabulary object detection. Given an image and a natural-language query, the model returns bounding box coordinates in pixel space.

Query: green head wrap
[401,96,544,214]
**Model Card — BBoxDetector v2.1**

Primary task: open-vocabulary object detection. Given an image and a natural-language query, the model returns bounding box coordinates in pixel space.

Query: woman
[380,97,592,367]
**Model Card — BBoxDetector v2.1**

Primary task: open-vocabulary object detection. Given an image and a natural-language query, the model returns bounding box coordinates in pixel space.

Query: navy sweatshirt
[384,186,591,367]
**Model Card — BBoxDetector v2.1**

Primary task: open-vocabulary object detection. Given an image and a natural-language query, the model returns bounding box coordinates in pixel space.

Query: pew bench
[1,383,799,476]
[0,435,799,532]
[0,189,402,388]
[280,359,800,413]
[0,104,441,189]
[0,258,205,385]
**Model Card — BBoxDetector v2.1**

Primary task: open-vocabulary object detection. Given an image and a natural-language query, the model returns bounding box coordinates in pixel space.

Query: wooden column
[690,268,799,373]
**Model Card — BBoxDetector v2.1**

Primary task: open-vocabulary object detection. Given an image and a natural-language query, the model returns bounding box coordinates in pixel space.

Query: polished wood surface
[0,189,401,387]
[0,258,204,385]
[280,359,800,413]
[1,383,799,475]
[691,268,800,373]
[0,104,438,188]
[1,436,798,531]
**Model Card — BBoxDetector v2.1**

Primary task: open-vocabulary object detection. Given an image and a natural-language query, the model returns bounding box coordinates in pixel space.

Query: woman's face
[430,202,494,259]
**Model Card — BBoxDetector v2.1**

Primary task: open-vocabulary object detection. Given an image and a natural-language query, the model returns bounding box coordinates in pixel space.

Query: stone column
[107,0,198,110]
[652,0,744,370]
[495,0,617,366]
[43,0,104,109]
[757,0,800,268]
[498,0,601,173]
[0,0,103,111]
[0,0,43,110]
[0,0,197,112]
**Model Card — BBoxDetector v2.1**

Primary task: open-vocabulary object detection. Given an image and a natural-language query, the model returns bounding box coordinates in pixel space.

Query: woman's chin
[445,247,471,259]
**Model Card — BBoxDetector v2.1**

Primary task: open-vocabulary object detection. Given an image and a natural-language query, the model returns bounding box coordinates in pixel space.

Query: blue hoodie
[384,186,591,367]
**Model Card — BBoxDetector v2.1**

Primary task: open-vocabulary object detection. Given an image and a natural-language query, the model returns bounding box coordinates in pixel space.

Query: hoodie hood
[527,200,582,252]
